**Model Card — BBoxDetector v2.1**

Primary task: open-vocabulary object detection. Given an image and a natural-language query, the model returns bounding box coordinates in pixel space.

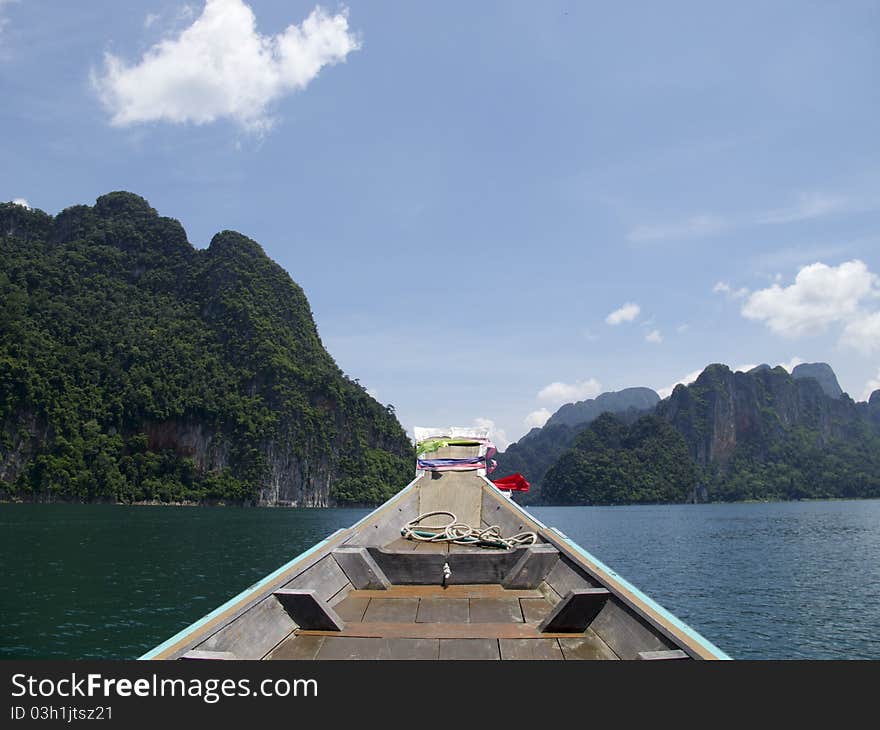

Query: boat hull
[140,473,729,661]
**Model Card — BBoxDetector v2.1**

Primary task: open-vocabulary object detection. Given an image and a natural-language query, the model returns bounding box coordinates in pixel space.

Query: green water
[3,500,880,659]
[0,503,367,660]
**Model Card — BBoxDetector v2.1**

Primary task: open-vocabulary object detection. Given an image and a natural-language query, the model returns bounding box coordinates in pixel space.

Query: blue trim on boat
[482,478,731,660]
[139,477,421,660]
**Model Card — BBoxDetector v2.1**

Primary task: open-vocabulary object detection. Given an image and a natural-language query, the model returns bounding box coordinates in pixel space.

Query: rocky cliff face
[859,390,880,431]
[0,192,412,506]
[535,362,880,504]
[791,362,844,399]
[657,364,866,468]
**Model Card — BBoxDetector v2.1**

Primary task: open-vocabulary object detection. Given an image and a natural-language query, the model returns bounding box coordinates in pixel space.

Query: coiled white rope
[401,511,538,550]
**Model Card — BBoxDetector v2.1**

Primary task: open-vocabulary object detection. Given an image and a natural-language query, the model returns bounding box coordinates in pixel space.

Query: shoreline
[3,495,880,508]
[0,497,337,508]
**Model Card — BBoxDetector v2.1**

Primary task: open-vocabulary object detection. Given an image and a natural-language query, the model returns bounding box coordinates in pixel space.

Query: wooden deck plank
[419,470,482,527]
[468,597,523,624]
[180,650,237,661]
[637,649,690,661]
[362,598,420,623]
[558,630,619,660]
[332,595,370,623]
[296,622,578,640]
[383,537,420,552]
[386,638,440,660]
[412,540,450,553]
[499,639,565,661]
[439,639,500,660]
[416,598,470,623]
[520,598,552,624]
[537,580,562,606]
[347,585,542,600]
[315,637,388,660]
[266,635,326,660]
[315,637,441,660]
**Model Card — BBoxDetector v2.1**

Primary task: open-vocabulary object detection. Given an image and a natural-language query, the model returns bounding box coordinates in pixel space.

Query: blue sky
[3,0,880,447]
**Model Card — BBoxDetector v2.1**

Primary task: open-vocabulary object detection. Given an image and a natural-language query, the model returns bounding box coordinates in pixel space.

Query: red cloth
[491,473,530,492]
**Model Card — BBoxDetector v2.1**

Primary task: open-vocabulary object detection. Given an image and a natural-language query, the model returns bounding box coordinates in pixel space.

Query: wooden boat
[141,437,730,661]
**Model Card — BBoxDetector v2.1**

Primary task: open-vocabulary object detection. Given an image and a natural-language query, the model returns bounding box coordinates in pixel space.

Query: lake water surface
[2,500,879,659]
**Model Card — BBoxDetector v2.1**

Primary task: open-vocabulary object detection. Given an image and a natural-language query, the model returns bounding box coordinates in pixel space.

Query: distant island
[0,193,412,507]
[496,363,880,505]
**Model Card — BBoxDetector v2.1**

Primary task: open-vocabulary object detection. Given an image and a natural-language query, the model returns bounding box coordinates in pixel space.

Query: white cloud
[93,1,360,132]
[605,302,640,325]
[645,329,663,344]
[523,408,551,430]
[657,368,704,399]
[628,214,727,243]
[144,5,205,34]
[11,197,30,208]
[0,0,15,41]
[741,260,878,338]
[841,312,880,354]
[178,4,197,22]
[757,192,850,225]
[676,323,689,334]
[863,370,880,401]
[778,356,804,373]
[713,281,749,299]
[537,378,602,405]
[473,417,509,452]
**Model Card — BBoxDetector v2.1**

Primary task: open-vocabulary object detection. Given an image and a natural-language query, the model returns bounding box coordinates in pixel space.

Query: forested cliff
[540,364,880,504]
[0,193,412,506]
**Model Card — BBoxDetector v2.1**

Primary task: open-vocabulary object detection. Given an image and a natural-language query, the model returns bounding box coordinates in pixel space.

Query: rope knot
[401,511,537,550]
